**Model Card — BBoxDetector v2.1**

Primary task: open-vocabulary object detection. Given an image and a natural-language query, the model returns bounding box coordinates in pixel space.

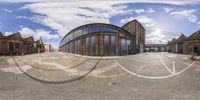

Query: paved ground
[0,52,200,100]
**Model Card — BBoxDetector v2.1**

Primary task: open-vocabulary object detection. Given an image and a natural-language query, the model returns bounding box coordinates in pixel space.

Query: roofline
[59,23,134,47]
[121,20,146,31]
[188,30,200,38]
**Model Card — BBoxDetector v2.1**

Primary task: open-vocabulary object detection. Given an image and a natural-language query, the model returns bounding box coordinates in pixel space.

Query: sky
[0,0,200,49]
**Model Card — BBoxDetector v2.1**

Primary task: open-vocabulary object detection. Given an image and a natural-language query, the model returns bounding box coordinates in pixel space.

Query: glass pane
[91,36,96,56]
[15,43,20,51]
[77,39,80,54]
[110,35,116,56]
[9,42,14,51]
[127,40,131,54]
[104,35,109,56]
[75,40,78,54]
[86,37,90,55]
[121,38,126,55]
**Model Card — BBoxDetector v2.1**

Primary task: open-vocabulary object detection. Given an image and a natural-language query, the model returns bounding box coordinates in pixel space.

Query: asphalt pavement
[0,52,200,100]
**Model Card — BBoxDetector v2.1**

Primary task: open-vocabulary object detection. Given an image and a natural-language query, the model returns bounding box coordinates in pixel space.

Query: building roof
[59,23,134,47]
[175,33,186,43]
[188,30,200,39]
[9,32,22,38]
[23,36,34,42]
[121,20,146,31]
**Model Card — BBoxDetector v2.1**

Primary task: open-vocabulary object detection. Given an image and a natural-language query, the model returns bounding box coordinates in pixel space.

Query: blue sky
[0,0,200,49]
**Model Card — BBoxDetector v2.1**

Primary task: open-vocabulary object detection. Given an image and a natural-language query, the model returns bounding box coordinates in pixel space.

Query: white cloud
[163,7,173,13]
[120,16,156,27]
[146,29,171,44]
[0,0,199,5]
[147,8,155,13]
[21,1,129,37]
[1,8,12,13]
[170,9,199,24]
[4,32,13,36]
[18,27,59,40]
[133,9,145,14]
[16,16,28,19]
[127,8,155,14]
[5,27,59,40]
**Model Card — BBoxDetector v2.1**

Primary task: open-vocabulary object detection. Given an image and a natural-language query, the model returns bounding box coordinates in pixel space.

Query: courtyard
[0,52,200,100]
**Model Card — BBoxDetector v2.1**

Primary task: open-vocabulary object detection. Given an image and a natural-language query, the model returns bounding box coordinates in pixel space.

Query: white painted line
[172,61,176,74]
[114,59,197,79]
[157,55,173,74]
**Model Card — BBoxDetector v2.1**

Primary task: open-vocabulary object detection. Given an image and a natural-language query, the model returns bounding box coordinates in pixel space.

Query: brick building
[167,33,186,53]
[44,44,54,52]
[122,20,145,53]
[59,21,145,56]
[183,30,200,55]
[167,31,200,55]
[0,32,44,55]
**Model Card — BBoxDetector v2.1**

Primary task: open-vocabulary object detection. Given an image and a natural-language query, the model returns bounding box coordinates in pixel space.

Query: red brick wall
[122,20,145,53]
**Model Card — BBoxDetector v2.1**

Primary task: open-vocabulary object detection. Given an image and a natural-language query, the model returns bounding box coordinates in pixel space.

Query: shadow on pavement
[13,56,101,84]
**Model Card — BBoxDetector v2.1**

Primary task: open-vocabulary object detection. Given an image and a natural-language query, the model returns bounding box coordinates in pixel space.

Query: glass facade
[59,23,135,56]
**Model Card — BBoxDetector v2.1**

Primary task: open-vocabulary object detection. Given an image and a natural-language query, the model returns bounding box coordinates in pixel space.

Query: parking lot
[0,52,200,100]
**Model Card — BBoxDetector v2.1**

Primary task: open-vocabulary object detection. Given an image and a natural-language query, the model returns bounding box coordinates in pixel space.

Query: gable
[189,30,200,38]
[177,34,186,42]
[9,32,22,38]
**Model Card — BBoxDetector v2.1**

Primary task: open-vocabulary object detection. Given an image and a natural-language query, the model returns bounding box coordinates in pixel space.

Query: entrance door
[178,43,183,53]
[9,42,14,53]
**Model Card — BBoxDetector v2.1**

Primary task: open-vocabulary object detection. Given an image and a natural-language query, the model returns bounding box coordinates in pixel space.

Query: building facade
[122,20,145,53]
[59,22,144,56]
[44,44,54,52]
[183,30,200,55]
[167,31,200,55]
[0,32,44,55]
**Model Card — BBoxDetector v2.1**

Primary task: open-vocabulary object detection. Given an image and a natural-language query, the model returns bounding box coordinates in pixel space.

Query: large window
[127,39,131,54]
[86,37,90,55]
[104,35,109,56]
[9,42,14,51]
[15,43,20,51]
[91,36,96,56]
[75,40,78,54]
[120,38,126,55]
[110,35,116,56]
[77,39,80,54]
[120,38,131,55]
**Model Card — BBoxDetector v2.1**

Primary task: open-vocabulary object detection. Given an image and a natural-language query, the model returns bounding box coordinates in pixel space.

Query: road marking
[93,73,126,78]
[114,59,197,79]
[172,61,176,74]
[157,55,173,74]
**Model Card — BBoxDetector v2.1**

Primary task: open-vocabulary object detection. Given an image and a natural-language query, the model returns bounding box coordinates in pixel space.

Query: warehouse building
[122,20,145,53]
[167,31,200,55]
[0,32,44,55]
[59,21,145,56]
[166,33,186,53]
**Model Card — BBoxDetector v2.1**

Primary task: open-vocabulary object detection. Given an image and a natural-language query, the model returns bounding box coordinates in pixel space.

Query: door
[9,42,14,53]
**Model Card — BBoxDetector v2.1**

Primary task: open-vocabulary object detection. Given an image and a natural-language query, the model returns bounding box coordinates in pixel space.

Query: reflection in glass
[110,35,116,56]
[104,35,109,56]
[86,37,90,55]
[91,36,96,56]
